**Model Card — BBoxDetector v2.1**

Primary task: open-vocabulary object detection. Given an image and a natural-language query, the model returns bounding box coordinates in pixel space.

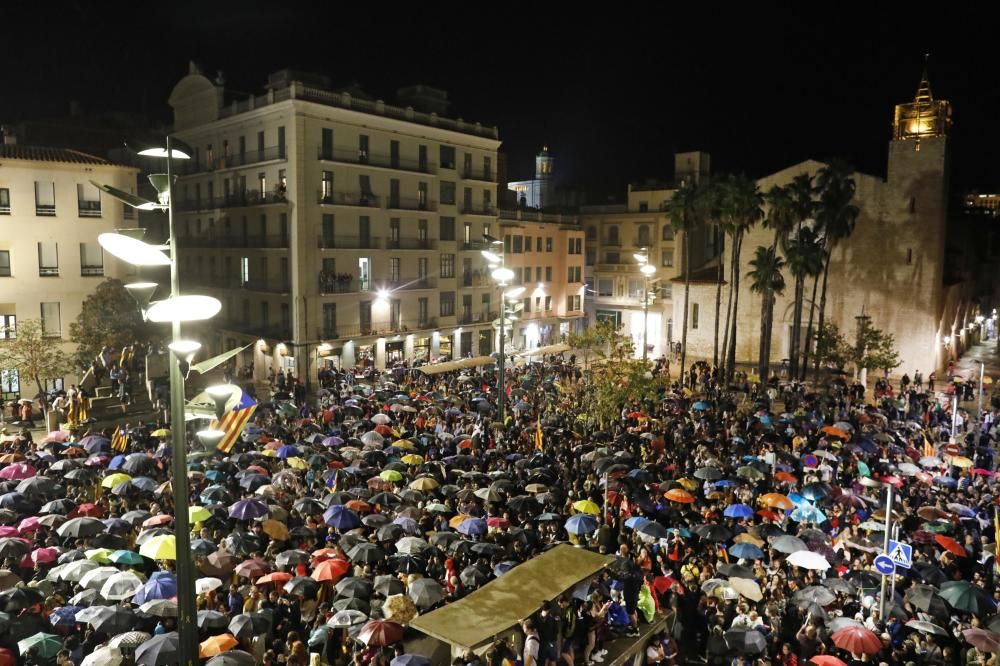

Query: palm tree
[784,174,816,378]
[748,245,786,383]
[762,185,796,251]
[665,180,703,379]
[720,176,763,381]
[812,161,859,377]
[699,179,726,370]
[784,226,824,380]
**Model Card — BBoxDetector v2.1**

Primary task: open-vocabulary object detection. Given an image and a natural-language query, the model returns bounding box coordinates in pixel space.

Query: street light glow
[491,267,515,283]
[504,286,526,299]
[137,147,191,160]
[640,264,657,275]
[481,250,502,264]
[146,295,223,323]
[98,232,172,266]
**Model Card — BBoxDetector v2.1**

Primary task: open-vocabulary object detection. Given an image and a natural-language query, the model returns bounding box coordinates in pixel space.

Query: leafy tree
[853,320,902,376]
[585,327,668,426]
[0,319,73,404]
[566,318,618,371]
[747,245,785,382]
[69,279,149,370]
[813,323,850,369]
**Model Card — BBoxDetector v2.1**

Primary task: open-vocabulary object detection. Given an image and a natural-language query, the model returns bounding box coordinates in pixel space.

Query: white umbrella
[81,646,123,666]
[79,566,120,590]
[195,577,223,594]
[59,559,99,582]
[919,456,943,468]
[101,571,145,600]
[360,431,384,446]
[786,550,831,571]
[395,536,431,555]
[896,462,921,476]
[370,414,392,425]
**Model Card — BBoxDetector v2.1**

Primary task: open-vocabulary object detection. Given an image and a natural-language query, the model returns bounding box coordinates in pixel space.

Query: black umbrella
[376,524,404,542]
[135,631,179,666]
[470,542,504,558]
[0,538,30,559]
[695,524,733,543]
[724,629,767,655]
[373,575,405,597]
[88,605,137,634]
[275,550,310,568]
[229,613,271,639]
[284,576,319,597]
[197,609,229,629]
[460,565,489,588]
[0,587,44,612]
[347,543,384,564]
[391,555,425,574]
[56,517,105,538]
[123,455,158,475]
[718,563,755,579]
[0,492,36,514]
[336,577,373,599]
[91,533,128,550]
[223,532,261,556]
[332,597,369,612]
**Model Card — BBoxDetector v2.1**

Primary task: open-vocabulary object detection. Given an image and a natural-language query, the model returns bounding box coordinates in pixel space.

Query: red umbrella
[73,503,103,518]
[235,559,270,579]
[358,619,404,646]
[809,657,848,666]
[971,468,995,477]
[934,534,967,558]
[831,626,882,655]
[652,575,683,595]
[256,571,293,585]
[0,647,14,666]
[486,517,509,529]
[311,558,350,583]
[31,548,58,564]
[963,628,1000,653]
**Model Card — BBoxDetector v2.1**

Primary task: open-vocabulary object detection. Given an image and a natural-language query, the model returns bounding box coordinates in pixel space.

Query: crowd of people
[0,349,996,666]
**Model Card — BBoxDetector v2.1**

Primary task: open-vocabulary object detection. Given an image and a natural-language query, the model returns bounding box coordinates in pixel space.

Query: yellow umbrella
[950,456,973,468]
[409,477,439,491]
[729,577,763,602]
[676,477,699,492]
[380,470,403,482]
[85,548,113,563]
[572,500,600,516]
[401,454,424,466]
[260,449,278,458]
[285,457,308,470]
[102,473,132,488]
[392,440,416,450]
[189,506,212,523]
[139,534,176,560]
[261,519,289,541]
[733,533,765,548]
[151,429,170,438]
[449,514,473,529]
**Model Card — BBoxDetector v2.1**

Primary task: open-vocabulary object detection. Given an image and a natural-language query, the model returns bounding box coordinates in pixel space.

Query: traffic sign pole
[889,524,900,612]
[878,483,893,624]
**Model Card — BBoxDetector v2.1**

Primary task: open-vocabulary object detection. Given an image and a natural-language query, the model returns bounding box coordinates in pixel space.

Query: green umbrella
[939,581,993,615]
[736,467,764,481]
[277,402,297,418]
[109,550,145,565]
[856,461,871,477]
[379,470,403,483]
[18,632,64,658]
[922,522,952,534]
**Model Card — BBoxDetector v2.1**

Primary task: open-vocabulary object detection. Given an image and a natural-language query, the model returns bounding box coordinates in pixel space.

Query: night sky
[4,4,999,199]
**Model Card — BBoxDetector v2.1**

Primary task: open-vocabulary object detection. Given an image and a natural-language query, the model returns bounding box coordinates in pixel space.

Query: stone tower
[534,146,555,210]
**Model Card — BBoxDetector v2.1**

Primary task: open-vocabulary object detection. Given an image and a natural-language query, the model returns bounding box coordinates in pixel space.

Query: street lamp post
[482,239,522,428]
[634,250,657,361]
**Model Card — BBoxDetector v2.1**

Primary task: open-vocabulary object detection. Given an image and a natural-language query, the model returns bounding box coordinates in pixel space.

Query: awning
[410,545,613,650]
[416,356,496,376]
[515,342,570,358]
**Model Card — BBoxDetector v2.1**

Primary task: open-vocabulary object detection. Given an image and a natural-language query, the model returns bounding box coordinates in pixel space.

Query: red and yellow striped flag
[210,404,257,454]
[923,435,935,458]
[994,508,1000,576]
[535,419,543,451]
[111,427,129,452]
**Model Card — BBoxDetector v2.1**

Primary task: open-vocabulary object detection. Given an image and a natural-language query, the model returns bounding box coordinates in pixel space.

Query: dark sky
[4,4,999,199]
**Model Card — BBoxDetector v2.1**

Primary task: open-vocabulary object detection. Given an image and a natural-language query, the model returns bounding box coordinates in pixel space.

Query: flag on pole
[535,419,543,451]
[923,435,935,458]
[209,391,257,454]
[111,427,129,453]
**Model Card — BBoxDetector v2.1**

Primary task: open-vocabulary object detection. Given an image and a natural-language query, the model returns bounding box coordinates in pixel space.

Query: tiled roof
[0,144,111,165]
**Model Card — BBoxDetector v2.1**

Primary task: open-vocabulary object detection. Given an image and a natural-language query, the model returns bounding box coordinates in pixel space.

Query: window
[586,248,596,266]
[546,237,553,252]
[566,295,581,312]
[419,145,428,172]
[440,291,455,317]
[358,134,369,162]
[418,257,428,279]
[258,172,266,196]
[523,298,531,313]
[418,219,428,244]
[40,302,61,338]
[37,242,58,276]
[534,296,541,312]
[321,128,334,160]
[360,301,372,332]
[662,225,674,241]
[512,236,523,253]
[322,303,337,338]
[906,248,913,265]
[418,182,428,209]
[463,222,472,244]
[545,295,552,311]
[281,304,290,331]
[607,226,619,245]
[0,251,9,277]
[639,202,649,212]
[261,302,270,327]
[35,181,55,216]
[440,254,455,278]
[322,214,335,247]
[586,227,596,241]
[545,267,552,282]
[321,171,333,202]
[568,266,582,283]
[389,179,400,208]
[535,267,542,282]
[598,279,613,297]
[440,145,456,169]
[359,175,375,203]
[440,217,455,241]
[637,224,650,247]
[484,224,491,239]
[661,252,674,267]
[605,251,620,264]
[463,153,472,177]
[627,279,643,299]
[390,257,400,283]
[418,298,429,325]
[0,188,10,214]
[570,238,583,254]
[0,314,15,339]
[661,284,673,300]
[596,310,622,327]
[390,140,400,169]
[240,256,249,285]
[242,299,250,324]
[525,236,533,253]
[691,303,699,330]
[440,181,455,205]
[79,243,104,276]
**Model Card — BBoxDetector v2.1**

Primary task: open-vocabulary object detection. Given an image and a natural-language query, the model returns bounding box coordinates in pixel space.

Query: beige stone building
[680,71,977,376]
[580,151,714,358]
[167,65,584,384]
[0,137,137,399]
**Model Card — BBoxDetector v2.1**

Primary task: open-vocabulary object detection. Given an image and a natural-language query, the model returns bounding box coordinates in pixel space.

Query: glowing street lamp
[635,249,657,360]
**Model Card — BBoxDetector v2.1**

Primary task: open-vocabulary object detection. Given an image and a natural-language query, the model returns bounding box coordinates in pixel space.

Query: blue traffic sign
[874,555,896,576]
[886,540,912,569]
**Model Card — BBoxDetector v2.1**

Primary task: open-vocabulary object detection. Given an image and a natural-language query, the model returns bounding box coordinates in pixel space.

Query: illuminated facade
[507,146,556,210]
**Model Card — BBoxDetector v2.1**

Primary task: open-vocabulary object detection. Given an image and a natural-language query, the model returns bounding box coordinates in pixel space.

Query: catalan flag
[209,391,258,454]
[535,419,543,451]
[994,507,1000,576]
[923,435,936,458]
[111,427,129,453]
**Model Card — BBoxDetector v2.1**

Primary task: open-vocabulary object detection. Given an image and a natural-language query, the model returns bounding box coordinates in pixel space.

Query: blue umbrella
[728,543,765,560]
[787,493,811,507]
[624,517,651,530]
[322,436,345,448]
[238,474,270,492]
[50,606,83,627]
[758,415,773,427]
[801,483,828,501]
[393,516,420,535]
[724,504,754,519]
[494,561,518,576]
[131,477,157,492]
[108,455,127,470]
[277,445,300,460]
[229,499,269,521]
[191,539,217,556]
[932,476,957,488]
[513,401,531,411]
[324,506,361,530]
[134,572,176,604]
[565,514,598,535]
[456,517,487,536]
[627,469,652,482]
[82,437,110,454]
[205,470,227,482]
[692,401,710,411]
[714,479,737,487]
[791,505,827,523]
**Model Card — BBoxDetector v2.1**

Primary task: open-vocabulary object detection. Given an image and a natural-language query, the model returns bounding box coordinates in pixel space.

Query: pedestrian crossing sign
[886,539,912,569]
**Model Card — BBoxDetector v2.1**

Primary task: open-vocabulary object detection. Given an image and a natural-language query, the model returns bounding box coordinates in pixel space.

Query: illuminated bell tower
[892,62,952,148]
[535,145,555,210]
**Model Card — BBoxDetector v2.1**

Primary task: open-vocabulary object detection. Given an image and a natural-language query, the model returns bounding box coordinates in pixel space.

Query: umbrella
[198,610,230,630]
[328,609,368,628]
[17,633,63,659]
[358,619,404,646]
[81,647,124,666]
[565,514,598,535]
[729,543,764,560]
[407,578,445,608]
[336,577,374,599]
[786,551,831,571]
[229,613,270,639]
[200,634,239,658]
[139,599,177,617]
[905,620,949,636]
[724,629,767,655]
[830,626,882,655]
[964,628,1000,654]
[101,571,145,600]
[808,657,848,666]
[935,534,968,557]
[206,651,256,666]
[109,631,152,649]
[664,488,694,504]
[196,577,224,594]
[729,578,763,602]
[382,594,418,624]
[793,586,836,607]
[391,656,431,666]
[134,632,179,666]
[940,581,996,615]
[770,535,808,554]
[83,606,137,634]
[139,534,176,560]
[228,499,269,521]
[460,565,489,587]
[723,504,754,519]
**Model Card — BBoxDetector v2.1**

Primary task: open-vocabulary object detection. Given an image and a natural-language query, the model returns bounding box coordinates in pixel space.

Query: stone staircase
[86,381,154,423]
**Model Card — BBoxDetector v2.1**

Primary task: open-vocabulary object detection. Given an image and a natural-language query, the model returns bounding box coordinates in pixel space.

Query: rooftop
[0,144,113,165]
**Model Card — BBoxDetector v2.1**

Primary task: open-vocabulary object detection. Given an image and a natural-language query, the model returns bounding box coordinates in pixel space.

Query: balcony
[317,235,382,250]
[319,274,368,295]
[462,169,495,183]
[81,266,105,276]
[36,205,56,217]
[178,235,289,249]
[241,279,291,294]
[498,208,579,226]
[385,238,435,250]
[386,196,435,213]
[386,277,437,291]
[39,267,59,277]
[182,146,286,174]
[461,204,497,217]
[176,190,288,213]
[78,201,102,218]
[317,191,379,209]
[461,271,490,288]
[458,312,495,325]
[460,241,487,251]
[318,147,434,175]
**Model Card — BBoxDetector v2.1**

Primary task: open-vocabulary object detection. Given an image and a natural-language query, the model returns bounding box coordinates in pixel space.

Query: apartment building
[580,151,714,358]
[167,65,509,380]
[0,137,137,399]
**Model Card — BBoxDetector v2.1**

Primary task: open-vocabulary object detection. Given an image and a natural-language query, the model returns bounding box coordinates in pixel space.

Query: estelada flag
[535,419,543,451]
[209,391,257,454]
[111,427,128,453]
